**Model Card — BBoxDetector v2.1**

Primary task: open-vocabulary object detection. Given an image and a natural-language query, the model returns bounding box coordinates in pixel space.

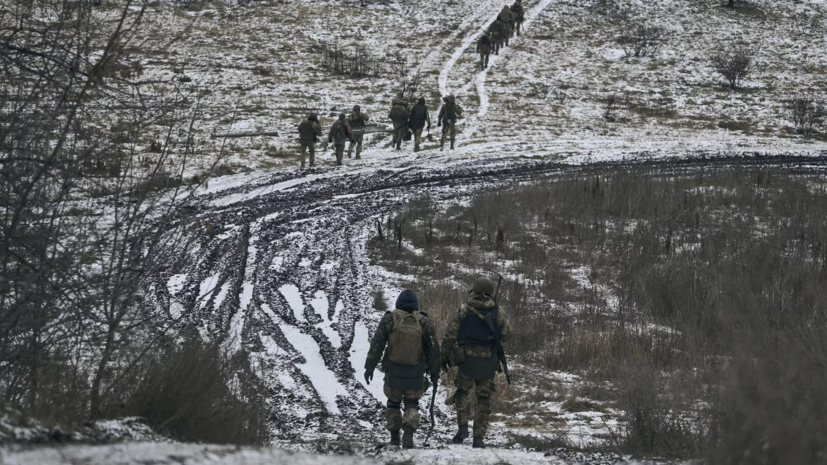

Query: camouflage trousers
[299,142,315,169]
[392,121,406,149]
[384,382,424,432]
[412,127,425,152]
[333,143,345,165]
[440,123,456,150]
[347,132,364,159]
[479,49,490,70]
[453,370,496,439]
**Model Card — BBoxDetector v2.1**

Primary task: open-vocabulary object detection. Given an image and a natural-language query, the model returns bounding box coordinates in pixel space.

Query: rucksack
[388,309,424,366]
[390,105,408,122]
[410,105,427,125]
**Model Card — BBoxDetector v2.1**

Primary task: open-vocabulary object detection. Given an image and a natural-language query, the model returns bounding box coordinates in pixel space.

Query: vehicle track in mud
[144,153,827,459]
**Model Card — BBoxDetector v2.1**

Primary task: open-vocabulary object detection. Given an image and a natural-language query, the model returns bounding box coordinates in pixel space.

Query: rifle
[424,378,438,446]
[486,270,511,385]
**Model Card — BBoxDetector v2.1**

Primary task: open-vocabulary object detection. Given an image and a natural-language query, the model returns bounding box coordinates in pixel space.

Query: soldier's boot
[451,424,469,444]
[472,437,485,449]
[402,426,415,449]
[390,430,401,446]
[355,145,361,159]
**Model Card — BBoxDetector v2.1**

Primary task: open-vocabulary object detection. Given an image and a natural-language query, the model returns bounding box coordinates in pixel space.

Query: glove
[364,369,374,385]
[437,122,442,127]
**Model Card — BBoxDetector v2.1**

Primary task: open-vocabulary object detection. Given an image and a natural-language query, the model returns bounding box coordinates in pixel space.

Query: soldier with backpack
[389,96,410,150]
[297,114,322,169]
[365,290,441,449]
[488,19,504,55]
[477,32,493,70]
[511,0,525,36]
[437,95,463,151]
[498,5,514,46]
[328,113,353,166]
[408,97,431,152]
[347,105,369,159]
[440,276,511,449]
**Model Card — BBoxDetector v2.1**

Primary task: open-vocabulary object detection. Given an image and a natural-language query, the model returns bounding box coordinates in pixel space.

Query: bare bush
[711,45,754,89]
[320,44,397,78]
[618,24,667,58]
[786,93,825,135]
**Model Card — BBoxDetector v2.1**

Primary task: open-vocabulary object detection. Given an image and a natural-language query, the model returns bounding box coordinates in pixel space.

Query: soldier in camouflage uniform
[408,97,431,152]
[477,32,493,70]
[437,95,463,151]
[328,113,353,166]
[389,94,410,150]
[498,6,515,46]
[511,0,525,36]
[297,114,321,169]
[440,277,510,449]
[488,19,504,55]
[365,290,441,449]
[347,105,369,159]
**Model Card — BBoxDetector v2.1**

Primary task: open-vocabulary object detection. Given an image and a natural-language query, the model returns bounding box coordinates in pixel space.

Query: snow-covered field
[8,0,827,462]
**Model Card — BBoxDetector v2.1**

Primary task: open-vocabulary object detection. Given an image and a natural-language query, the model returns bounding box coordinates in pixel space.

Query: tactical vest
[456,305,500,380]
[442,103,457,125]
[409,105,427,128]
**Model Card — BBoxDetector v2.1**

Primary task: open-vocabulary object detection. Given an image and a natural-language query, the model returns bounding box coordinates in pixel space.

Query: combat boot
[402,426,415,449]
[472,437,485,449]
[451,424,469,444]
[390,430,400,446]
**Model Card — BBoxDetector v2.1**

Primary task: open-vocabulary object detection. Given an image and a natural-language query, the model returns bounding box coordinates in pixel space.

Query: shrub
[787,93,825,135]
[618,24,667,58]
[711,45,754,89]
[114,338,269,445]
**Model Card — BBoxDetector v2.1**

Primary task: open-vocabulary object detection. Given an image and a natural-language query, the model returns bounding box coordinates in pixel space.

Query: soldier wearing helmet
[328,112,353,166]
[347,105,369,159]
[440,275,510,449]
[297,113,322,169]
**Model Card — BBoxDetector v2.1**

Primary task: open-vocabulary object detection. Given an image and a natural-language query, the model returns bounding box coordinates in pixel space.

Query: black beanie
[395,290,419,312]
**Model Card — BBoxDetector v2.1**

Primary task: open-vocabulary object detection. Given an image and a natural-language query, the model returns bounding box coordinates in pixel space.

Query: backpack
[409,105,427,125]
[390,105,408,122]
[388,309,424,366]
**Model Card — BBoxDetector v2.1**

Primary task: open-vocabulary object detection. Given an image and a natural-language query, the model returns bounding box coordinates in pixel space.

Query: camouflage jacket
[328,120,352,145]
[437,101,463,125]
[348,111,369,129]
[511,3,525,20]
[365,310,441,378]
[440,294,510,362]
[298,119,321,144]
[499,8,514,25]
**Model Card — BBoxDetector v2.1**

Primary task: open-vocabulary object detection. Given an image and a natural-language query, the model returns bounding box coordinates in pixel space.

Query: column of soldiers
[477,0,525,71]
[365,276,509,450]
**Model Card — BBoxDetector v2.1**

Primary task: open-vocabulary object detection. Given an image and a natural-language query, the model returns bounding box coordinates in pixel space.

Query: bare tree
[787,93,825,135]
[0,0,224,420]
[711,45,753,89]
[618,24,668,58]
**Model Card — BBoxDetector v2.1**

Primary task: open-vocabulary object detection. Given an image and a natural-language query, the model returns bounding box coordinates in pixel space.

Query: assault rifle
[486,269,511,385]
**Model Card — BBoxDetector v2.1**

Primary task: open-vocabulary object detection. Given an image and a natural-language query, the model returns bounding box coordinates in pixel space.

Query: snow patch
[279,284,305,322]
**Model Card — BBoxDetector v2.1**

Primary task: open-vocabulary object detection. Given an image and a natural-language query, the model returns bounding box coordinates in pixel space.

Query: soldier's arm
[426,110,431,127]
[421,316,441,377]
[439,307,463,362]
[364,313,393,372]
[497,308,511,344]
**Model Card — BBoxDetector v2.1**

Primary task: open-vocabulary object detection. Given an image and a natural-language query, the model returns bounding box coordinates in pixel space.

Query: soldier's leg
[485,51,490,68]
[440,125,449,150]
[449,124,456,150]
[309,143,315,167]
[335,144,344,165]
[472,378,497,443]
[347,139,355,158]
[413,128,423,151]
[299,144,307,169]
[355,134,363,159]
[383,384,403,445]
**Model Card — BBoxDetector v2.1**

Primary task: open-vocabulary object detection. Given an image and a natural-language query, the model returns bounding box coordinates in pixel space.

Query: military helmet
[354,105,361,112]
[339,113,346,120]
[470,276,495,296]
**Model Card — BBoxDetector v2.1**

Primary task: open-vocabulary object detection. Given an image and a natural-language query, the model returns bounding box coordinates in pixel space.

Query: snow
[349,321,386,402]
[279,322,347,415]
[166,274,187,296]
[310,292,342,349]
[279,284,305,322]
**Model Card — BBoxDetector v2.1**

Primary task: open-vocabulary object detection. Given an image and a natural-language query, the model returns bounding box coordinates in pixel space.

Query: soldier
[440,277,510,449]
[347,105,369,159]
[328,113,353,166]
[389,95,410,150]
[408,97,431,152]
[364,290,440,449]
[437,94,463,151]
[498,5,514,46]
[511,0,525,37]
[297,113,321,169]
[488,19,504,55]
[477,32,493,70]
